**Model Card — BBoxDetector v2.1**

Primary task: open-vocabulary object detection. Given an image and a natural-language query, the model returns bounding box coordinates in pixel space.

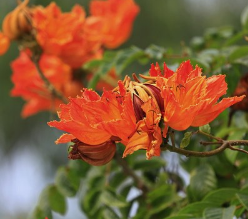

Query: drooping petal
[55,133,75,144]
[191,95,245,126]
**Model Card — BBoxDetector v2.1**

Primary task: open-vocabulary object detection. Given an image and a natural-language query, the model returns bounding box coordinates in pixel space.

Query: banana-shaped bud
[2,0,31,40]
[68,139,116,166]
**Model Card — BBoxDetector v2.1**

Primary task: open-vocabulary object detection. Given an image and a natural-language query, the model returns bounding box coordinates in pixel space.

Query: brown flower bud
[133,94,145,121]
[144,84,164,112]
[231,73,248,111]
[2,0,31,40]
[68,139,116,166]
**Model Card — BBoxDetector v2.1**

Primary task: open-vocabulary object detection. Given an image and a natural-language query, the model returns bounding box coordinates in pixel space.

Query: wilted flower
[231,73,248,112]
[11,50,82,117]
[49,60,244,163]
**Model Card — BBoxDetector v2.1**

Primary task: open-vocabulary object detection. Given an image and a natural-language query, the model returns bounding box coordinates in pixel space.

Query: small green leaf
[30,206,52,219]
[38,184,67,215]
[178,202,216,217]
[229,46,248,62]
[114,46,144,75]
[102,207,121,219]
[48,185,67,215]
[203,188,238,206]
[80,187,102,216]
[199,124,211,134]
[166,215,201,219]
[55,166,80,197]
[236,193,248,210]
[241,5,248,29]
[100,190,128,208]
[144,44,167,60]
[203,206,235,219]
[187,164,217,201]
[180,132,193,148]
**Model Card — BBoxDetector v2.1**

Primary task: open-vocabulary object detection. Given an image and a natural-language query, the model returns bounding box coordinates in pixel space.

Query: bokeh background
[0,0,247,218]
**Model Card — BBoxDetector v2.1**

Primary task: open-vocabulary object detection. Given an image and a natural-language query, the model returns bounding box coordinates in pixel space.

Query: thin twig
[228,146,248,155]
[115,154,148,194]
[162,139,248,158]
[200,141,222,146]
[31,55,68,103]
[161,142,229,157]
[197,130,222,141]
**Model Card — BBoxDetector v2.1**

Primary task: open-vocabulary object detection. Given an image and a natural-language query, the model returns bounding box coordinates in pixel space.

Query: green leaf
[133,157,166,170]
[229,46,248,62]
[241,5,248,29]
[180,132,193,148]
[48,185,67,215]
[38,184,67,215]
[80,187,102,216]
[100,190,128,208]
[236,193,248,210]
[199,124,211,134]
[109,170,127,188]
[166,215,202,219]
[145,44,167,60]
[102,207,121,219]
[114,46,144,75]
[203,206,235,219]
[187,164,217,201]
[68,160,90,178]
[178,202,217,217]
[55,166,80,197]
[203,188,238,206]
[30,206,52,219]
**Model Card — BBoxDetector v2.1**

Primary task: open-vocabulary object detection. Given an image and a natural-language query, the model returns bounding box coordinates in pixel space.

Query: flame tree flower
[90,0,140,49]
[48,60,244,165]
[143,61,245,137]
[11,50,82,117]
[32,2,102,69]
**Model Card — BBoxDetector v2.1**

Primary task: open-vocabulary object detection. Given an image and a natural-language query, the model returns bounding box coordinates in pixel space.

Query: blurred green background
[0,0,247,218]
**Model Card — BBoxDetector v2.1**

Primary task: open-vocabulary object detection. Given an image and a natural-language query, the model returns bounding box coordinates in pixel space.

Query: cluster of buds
[48,61,245,165]
[0,0,140,117]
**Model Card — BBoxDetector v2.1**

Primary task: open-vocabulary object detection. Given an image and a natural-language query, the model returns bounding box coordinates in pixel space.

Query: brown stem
[162,139,248,157]
[162,142,229,157]
[228,146,248,155]
[31,55,68,103]
[197,130,222,141]
[115,154,148,194]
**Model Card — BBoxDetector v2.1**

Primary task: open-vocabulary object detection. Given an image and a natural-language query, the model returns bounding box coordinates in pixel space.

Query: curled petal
[191,95,246,126]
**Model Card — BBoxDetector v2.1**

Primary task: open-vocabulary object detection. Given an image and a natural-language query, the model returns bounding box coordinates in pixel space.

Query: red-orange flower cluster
[90,0,140,49]
[11,50,82,117]
[1,0,139,67]
[2,0,139,117]
[49,61,245,165]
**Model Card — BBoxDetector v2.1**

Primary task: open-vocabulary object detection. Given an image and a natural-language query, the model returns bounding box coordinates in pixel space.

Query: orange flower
[11,50,80,117]
[152,61,245,136]
[90,0,140,48]
[48,85,137,165]
[32,2,103,68]
[49,60,245,162]
[0,32,10,55]
[123,98,162,159]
